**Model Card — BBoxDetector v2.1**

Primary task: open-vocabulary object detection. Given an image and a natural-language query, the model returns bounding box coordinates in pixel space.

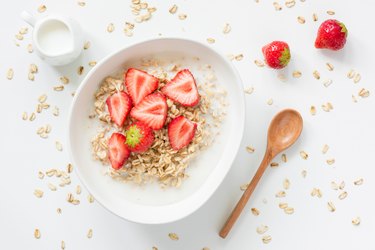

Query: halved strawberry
[106,91,132,127]
[125,121,154,153]
[108,133,130,170]
[161,69,200,107]
[130,93,167,130]
[125,68,159,105]
[168,116,197,150]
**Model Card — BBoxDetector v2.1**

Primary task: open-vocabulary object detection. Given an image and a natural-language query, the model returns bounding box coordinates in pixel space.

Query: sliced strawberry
[168,116,197,150]
[106,91,132,127]
[125,121,154,153]
[108,133,130,170]
[161,69,200,107]
[130,93,167,130]
[125,68,159,105]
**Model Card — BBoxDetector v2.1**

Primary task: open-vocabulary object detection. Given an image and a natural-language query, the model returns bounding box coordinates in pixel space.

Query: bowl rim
[67,37,245,224]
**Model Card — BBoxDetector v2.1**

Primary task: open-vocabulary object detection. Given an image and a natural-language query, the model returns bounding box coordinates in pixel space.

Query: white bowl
[68,38,245,224]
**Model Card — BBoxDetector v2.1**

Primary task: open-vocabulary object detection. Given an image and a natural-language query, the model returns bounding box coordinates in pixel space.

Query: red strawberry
[161,69,200,107]
[130,93,167,130]
[168,116,197,150]
[315,19,348,51]
[262,41,291,69]
[125,121,154,153]
[125,68,159,105]
[108,133,130,170]
[106,91,132,127]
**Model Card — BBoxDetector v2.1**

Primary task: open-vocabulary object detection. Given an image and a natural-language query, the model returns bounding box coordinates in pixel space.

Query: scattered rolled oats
[78,1,86,6]
[84,41,91,50]
[273,2,282,11]
[60,76,70,84]
[54,85,64,91]
[38,5,47,13]
[55,141,63,151]
[34,229,41,239]
[277,73,287,82]
[283,179,290,189]
[322,144,329,154]
[38,171,45,179]
[223,23,231,34]
[28,72,35,81]
[326,158,335,165]
[327,201,336,212]
[57,208,62,214]
[48,183,57,191]
[254,59,265,67]
[178,14,187,20]
[279,202,288,209]
[15,34,24,40]
[27,44,33,53]
[347,69,355,79]
[285,0,296,8]
[353,73,361,83]
[323,79,332,87]
[311,188,322,198]
[339,181,345,190]
[262,235,272,244]
[310,105,316,115]
[301,170,307,178]
[67,163,73,173]
[78,66,84,75]
[352,94,358,103]
[326,62,334,71]
[235,54,244,61]
[169,4,178,14]
[88,194,95,203]
[284,207,294,214]
[206,38,215,44]
[327,10,335,15]
[313,70,320,80]
[53,106,60,116]
[240,183,249,191]
[168,233,179,241]
[246,146,255,153]
[244,86,254,94]
[34,189,44,198]
[312,13,318,21]
[6,68,14,80]
[352,217,361,226]
[321,102,333,112]
[354,178,363,186]
[300,151,308,160]
[107,23,115,33]
[292,70,302,78]
[22,112,28,120]
[267,98,273,105]
[87,229,93,238]
[251,207,260,216]
[256,225,269,234]
[281,154,287,162]
[358,88,370,98]
[338,191,348,200]
[61,240,65,249]
[297,16,306,24]
[275,191,286,198]
[270,162,279,167]
[76,185,82,195]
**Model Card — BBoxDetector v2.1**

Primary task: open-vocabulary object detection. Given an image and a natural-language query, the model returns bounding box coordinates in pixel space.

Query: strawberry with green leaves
[125,121,154,153]
[262,41,291,69]
[315,19,348,51]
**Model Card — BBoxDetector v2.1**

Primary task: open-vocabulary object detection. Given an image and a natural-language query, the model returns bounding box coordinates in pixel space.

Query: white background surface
[1,0,374,249]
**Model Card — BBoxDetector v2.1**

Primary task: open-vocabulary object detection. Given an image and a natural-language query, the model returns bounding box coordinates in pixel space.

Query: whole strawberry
[125,121,154,153]
[315,19,348,51]
[262,41,291,69]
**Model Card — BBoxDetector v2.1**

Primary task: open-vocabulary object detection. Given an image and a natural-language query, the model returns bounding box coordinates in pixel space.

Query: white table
[1,0,374,249]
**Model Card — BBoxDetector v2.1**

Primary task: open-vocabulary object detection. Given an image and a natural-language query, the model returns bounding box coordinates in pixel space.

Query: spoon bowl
[267,109,303,156]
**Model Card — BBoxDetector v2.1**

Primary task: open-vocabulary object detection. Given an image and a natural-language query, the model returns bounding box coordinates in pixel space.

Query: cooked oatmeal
[91,58,227,188]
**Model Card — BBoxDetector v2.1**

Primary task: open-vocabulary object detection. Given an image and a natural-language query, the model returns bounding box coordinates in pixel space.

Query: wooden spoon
[219,109,303,238]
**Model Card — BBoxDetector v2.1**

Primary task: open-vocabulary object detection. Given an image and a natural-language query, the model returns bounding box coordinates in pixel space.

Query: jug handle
[21,11,36,27]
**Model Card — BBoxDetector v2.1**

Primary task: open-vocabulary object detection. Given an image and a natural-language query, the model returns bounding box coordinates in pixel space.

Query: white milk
[37,20,73,56]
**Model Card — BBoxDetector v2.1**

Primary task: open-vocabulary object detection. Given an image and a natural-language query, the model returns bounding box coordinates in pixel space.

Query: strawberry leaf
[279,47,291,67]
[338,21,348,37]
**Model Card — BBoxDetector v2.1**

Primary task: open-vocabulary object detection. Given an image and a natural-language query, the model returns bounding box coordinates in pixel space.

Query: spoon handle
[219,149,273,238]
